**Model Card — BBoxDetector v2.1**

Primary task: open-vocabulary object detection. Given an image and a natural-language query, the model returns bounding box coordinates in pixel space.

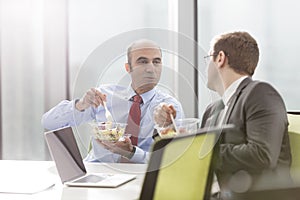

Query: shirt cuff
[129,146,147,163]
[74,99,85,112]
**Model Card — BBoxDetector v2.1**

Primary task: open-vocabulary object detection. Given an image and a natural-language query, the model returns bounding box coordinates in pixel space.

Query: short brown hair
[212,31,259,76]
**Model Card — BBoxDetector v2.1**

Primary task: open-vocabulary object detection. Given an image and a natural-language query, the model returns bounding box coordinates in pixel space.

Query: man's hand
[75,88,107,111]
[154,103,177,127]
[98,137,134,159]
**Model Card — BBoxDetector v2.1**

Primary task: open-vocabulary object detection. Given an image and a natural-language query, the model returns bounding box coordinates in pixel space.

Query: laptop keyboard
[73,174,106,183]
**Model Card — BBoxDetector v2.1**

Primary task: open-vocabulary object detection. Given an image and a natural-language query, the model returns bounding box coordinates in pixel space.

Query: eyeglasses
[203,52,229,65]
[203,54,215,65]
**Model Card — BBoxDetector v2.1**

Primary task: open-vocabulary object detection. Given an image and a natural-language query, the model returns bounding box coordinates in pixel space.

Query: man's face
[206,50,221,92]
[128,47,162,93]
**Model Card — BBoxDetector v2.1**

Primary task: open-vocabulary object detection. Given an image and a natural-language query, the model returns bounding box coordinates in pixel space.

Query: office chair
[287,111,300,184]
[139,125,235,200]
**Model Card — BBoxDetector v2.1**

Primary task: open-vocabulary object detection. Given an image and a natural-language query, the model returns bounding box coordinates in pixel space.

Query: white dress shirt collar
[222,76,248,106]
[126,84,156,105]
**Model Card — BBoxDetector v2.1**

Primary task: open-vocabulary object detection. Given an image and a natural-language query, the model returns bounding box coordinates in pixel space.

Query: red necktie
[125,95,143,146]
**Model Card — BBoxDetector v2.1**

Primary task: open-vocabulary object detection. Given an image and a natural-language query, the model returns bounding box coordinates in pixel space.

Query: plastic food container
[155,118,201,138]
[90,121,127,142]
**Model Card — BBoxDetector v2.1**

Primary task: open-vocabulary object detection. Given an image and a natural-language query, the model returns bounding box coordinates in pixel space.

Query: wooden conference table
[0,160,147,200]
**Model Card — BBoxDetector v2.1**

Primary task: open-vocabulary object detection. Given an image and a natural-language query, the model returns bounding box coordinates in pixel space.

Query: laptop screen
[140,125,234,200]
[45,127,86,183]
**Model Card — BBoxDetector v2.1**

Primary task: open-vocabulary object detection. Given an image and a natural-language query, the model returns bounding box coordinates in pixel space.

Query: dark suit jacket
[201,77,292,194]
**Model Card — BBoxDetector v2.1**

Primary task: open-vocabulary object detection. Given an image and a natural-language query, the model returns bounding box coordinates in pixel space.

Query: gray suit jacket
[201,77,292,193]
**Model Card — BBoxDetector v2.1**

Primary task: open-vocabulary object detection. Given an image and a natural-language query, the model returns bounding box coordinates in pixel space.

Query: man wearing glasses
[155,31,292,198]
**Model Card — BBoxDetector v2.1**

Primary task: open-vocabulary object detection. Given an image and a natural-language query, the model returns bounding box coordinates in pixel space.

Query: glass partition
[197,0,300,116]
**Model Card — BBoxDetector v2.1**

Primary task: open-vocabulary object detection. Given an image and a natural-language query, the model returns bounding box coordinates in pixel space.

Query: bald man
[42,39,184,163]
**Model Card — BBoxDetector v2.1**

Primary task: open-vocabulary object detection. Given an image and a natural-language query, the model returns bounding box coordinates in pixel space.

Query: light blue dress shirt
[42,84,184,163]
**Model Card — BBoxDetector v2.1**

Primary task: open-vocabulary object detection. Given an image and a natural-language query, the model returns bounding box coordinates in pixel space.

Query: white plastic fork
[170,113,178,133]
[103,101,113,122]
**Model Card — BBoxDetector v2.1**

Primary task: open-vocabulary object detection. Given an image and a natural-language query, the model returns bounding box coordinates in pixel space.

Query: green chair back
[139,125,235,200]
[288,112,300,184]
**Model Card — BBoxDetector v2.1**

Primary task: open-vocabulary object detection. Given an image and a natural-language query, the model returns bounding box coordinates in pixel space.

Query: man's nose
[145,63,155,73]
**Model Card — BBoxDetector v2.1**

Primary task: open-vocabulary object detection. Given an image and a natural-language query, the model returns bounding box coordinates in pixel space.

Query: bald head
[127,39,162,65]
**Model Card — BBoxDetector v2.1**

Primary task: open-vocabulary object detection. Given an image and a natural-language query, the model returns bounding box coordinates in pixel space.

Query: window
[0,0,177,160]
[197,0,300,116]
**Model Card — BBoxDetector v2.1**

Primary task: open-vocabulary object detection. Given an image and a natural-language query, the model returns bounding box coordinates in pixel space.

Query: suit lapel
[205,100,224,127]
[223,77,253,124]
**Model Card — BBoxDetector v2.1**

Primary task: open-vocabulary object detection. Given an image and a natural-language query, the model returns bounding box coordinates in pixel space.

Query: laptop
[139,124,235,200]
[44,126,136,187]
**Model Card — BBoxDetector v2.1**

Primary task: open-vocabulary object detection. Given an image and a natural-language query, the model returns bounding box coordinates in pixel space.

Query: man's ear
[125,63,131,73]
[216,51,227,68]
